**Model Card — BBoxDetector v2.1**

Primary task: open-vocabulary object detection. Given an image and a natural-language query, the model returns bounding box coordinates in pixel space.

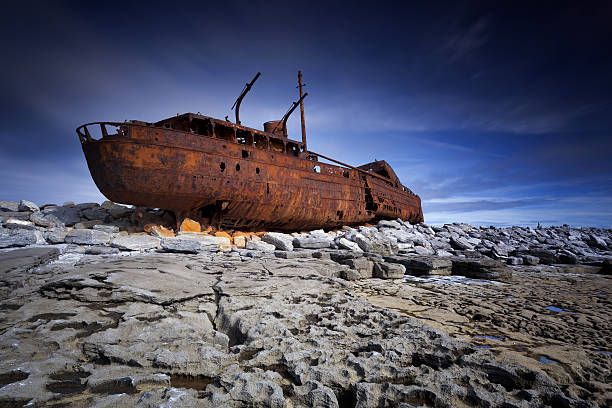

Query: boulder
[340,257,374,279]
[521,255,539,265]
[44,228,68,244]
[293,234,332,249]
[74,220,103,229]
[4,218,35,230]
[507,256,523,265]
[373,262,406,279]
[337,237,363,252]
[101,201,133,218]
[245,240,276,252]
[30,211,63,227]
[0,211,32,222]
[340,268,362,281]
[65,229,111,245]
[450,236,474,251]
[262,232,294,251]
[161,237,201,253]
[234,235,247,248]
[93,224,120,233]
[0,201,19,212]
[110,235,160,251]
[18,200,39,212]
[80,207,110,222]
[39,205,80,226]
[179,218,201,233]
[384,255,452,276]
[451,258,512,282]
[0,229,46,248]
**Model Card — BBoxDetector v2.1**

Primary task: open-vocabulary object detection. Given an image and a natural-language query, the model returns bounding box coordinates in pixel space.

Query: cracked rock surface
[0,251,599,407]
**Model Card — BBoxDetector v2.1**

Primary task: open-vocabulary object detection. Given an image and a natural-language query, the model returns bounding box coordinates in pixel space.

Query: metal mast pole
[298,71,307,150]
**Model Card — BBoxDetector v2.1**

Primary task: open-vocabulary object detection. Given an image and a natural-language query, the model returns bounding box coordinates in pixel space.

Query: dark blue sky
[1,1,611,227]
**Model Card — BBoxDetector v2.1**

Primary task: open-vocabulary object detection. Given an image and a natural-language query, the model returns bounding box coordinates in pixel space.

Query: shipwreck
[77,72,424,231]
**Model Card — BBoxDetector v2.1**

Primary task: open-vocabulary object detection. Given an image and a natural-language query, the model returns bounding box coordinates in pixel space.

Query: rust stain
[76,73,424,231]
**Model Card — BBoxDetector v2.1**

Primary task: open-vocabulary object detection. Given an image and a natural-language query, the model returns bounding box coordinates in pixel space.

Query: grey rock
[451,258,512,282]
[0,201,19,212]
[161,237,201,253]
[101,201,133,218]
[18,200,39,212]
[262,232,294,251]
[340,257,374,279]
[384,255,452,276]
[74,220,103,229]
[373,261,406,279]
[4,218,35,230]
[175,233,230,250]
[275,250,312,259]
[340,268,362,281]
[589,234,608,250]
[246,240,276,252]
[44,228,68,244]
[110,235,160,251]
[507,256,523,265]
[93,224,120,233]
[85,246,121,255]
[65,229,111,245]
[0,211,32,222]
[81,207,110,222]
[40,205,80,226]
[0,247,59,274]
[413,245,434,256]
[293,235,332,249]
[521,255,539,265]
[336,237,363,252]
[30,211,63,227]
[0,228,46,248]
[451,236,475,250]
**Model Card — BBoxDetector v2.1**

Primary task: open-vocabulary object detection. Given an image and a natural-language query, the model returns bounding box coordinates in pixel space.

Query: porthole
[236,164,240,171]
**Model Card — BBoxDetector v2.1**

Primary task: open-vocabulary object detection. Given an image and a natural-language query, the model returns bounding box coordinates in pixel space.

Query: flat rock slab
[0,247,59,274]
[0,253,592,407]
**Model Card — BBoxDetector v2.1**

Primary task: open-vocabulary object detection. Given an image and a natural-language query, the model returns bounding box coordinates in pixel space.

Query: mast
[298,71,307,150]
[231,72,261,125]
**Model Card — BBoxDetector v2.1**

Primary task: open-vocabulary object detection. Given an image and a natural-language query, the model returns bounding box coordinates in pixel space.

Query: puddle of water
[599,294,607,297]
[539,356,559,364]
[545,306,567,313]
[507,297,515,300]
[474,335,505,341]
[596,350,612,355]
[474,345,491,349]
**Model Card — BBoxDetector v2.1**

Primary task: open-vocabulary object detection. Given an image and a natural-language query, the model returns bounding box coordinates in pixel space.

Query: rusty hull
[77,115,423,231]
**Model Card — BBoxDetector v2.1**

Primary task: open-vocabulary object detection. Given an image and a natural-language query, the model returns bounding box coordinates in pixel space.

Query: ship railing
[76,122,129,143]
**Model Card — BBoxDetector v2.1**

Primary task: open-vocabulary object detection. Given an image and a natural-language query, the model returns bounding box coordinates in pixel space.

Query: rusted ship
[77,72,423,231]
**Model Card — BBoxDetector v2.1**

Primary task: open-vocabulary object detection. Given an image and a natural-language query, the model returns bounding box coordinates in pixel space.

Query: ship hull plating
[79,120,423,231]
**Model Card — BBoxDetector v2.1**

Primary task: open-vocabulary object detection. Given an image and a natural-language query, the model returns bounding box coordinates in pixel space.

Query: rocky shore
[0,200,610,407]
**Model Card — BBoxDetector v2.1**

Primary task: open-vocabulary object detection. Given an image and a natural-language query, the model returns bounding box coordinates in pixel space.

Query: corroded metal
[76,76,423,231]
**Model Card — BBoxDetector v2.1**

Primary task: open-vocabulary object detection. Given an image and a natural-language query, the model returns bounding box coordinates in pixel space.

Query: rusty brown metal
[231,72,260,125]
[298,71,307,150]
[76,76,424,231]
